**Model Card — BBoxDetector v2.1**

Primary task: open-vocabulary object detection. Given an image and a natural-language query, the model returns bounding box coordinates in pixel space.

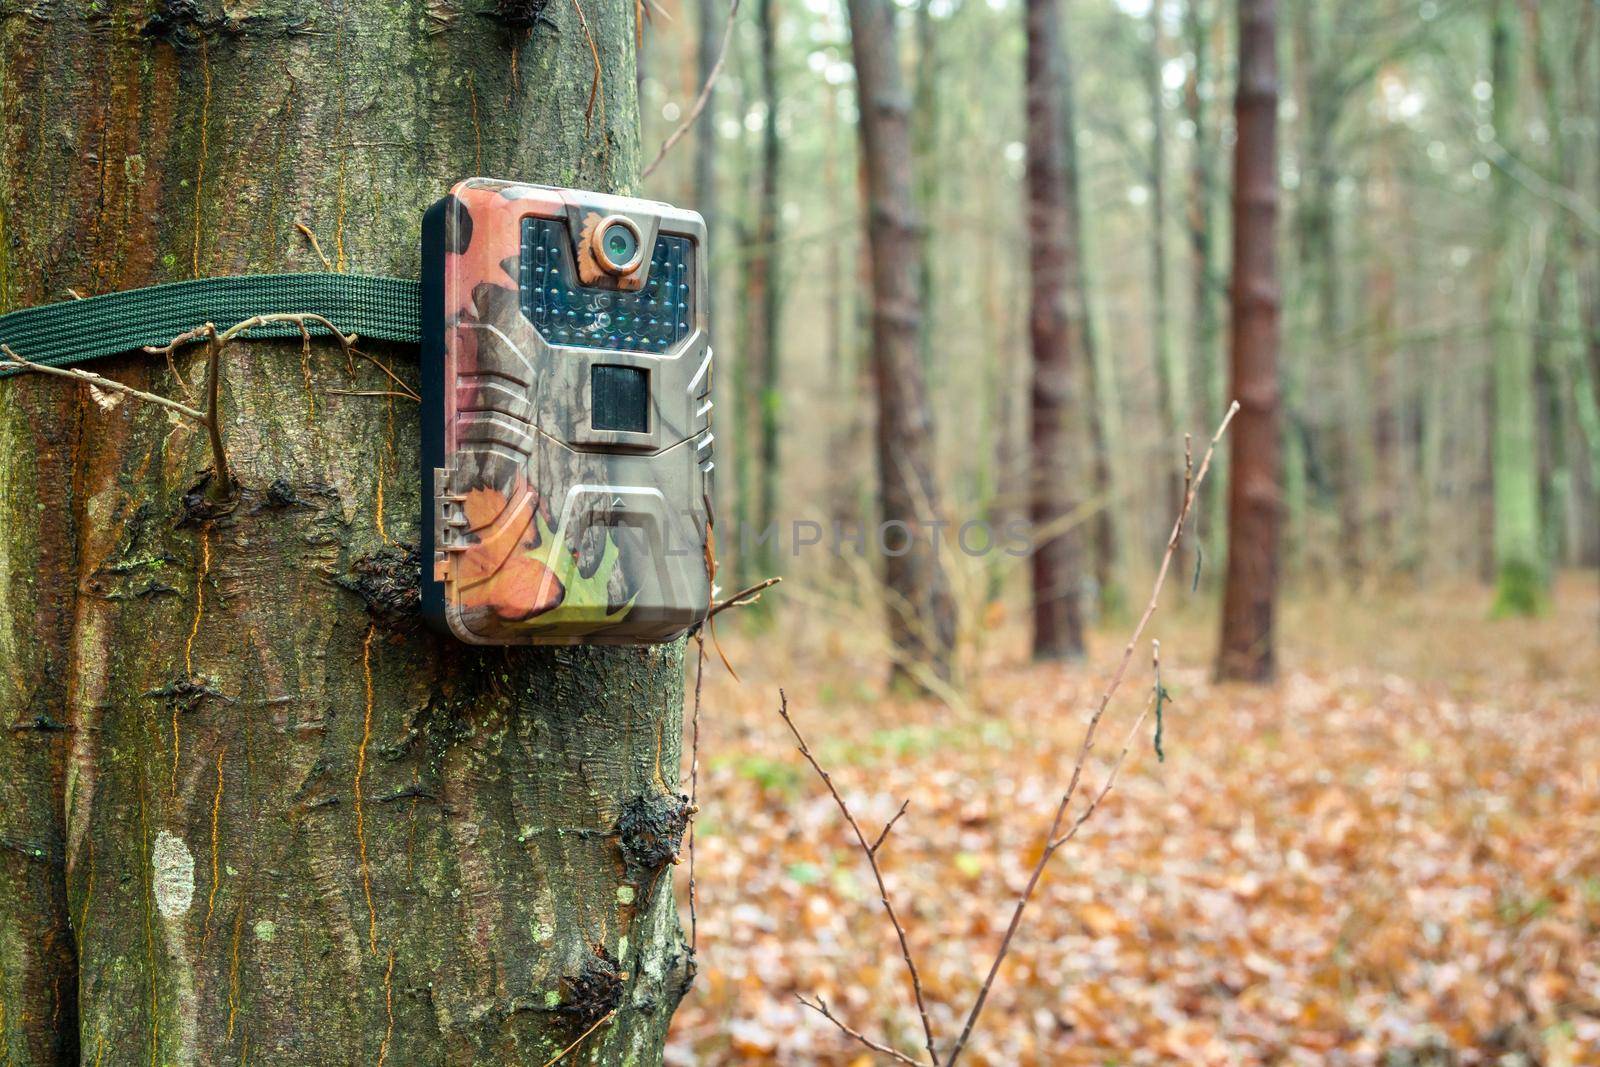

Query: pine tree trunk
[0,6,691,1063]
[1025,0,1088,660]
[845,0,959,686]
[1217,0,1283,683]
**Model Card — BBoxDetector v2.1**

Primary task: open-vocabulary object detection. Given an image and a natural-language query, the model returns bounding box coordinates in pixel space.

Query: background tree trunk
[1217,0,1283,682]
[1183,0,1226,587]
[913,0,941,382]
[1058,15,1122,618]
[1488,0,1544,615]
[0,5,691,1063]
[1145,0,1189,584]
[751,0,784,579]
[1025,0,1088,660]
[845,0,960,686]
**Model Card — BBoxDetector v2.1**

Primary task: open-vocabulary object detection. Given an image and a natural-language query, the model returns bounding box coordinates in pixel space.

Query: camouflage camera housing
[420,178,713,645]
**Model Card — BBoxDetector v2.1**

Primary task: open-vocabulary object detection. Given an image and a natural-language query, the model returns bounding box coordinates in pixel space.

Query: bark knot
[557,945,624,1029]
[339,543,422,631]
[615,791,690,881]
[141,0,215,49]
[144,677,228,713]
[484,0,557,31]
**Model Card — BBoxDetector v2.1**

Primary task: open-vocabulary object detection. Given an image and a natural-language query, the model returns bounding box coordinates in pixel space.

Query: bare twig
[8,309,377,504]
[795,996,924,1067]
[539,1008,615,1066]
[869,798,910,856]
[325,389,418,400]
[779,691,937,1066]
[202,328,233,497]
[294,221,334,270]
[699,504,739,679]
[640,0,742,181]
[706,575,782,621]
[349,348,421,402]
[1049,645,1161,852]
[686,630,706,977]
[143,313,358,371]
[568,0,603,129]
[944,400,1239,1066]
[1,345,205,421]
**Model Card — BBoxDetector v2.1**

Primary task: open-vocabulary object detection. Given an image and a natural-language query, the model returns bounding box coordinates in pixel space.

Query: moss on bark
[0,2,687,1062]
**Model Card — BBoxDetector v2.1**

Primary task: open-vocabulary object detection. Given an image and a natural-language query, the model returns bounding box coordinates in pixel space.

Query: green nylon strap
[0,273,422,376]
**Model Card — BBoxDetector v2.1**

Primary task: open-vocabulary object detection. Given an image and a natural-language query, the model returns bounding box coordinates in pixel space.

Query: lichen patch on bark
[152,830,196,919]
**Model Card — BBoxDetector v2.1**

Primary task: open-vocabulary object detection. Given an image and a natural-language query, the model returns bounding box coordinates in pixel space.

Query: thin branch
[779,691,937,1066]
[795,996,924,1067]
[326,389,418,400]
[1,345,206,421]
[706,575,782,620]
[202,328,233,498]
[539,1008,615,1066]
[294,221,334,271]
[1050,645,1162,852]
[944,400,1239,1067]
[568,0,603,129]
[348,348,421,402]
[640,0,742,181]
[869,798,910,856]
[686,630,706,977]
[699,504,739,679]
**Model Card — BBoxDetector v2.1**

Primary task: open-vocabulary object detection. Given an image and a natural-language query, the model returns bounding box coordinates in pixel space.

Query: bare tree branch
[779,691,937,1066]
[539,1008,615,1066]
[944,400,1239,1066]
[707,575,783,620]
[795,996,924,1067]
[640,0,742,181]
[1,344,206,421]
[686,630,707,982]
[869,798,910,856]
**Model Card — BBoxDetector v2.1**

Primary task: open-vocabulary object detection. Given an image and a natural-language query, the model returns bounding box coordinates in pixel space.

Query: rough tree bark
[0,4,691,1063]
[845,0,959,686]
[1216,0,1283,682]
[1025,0,1088,660]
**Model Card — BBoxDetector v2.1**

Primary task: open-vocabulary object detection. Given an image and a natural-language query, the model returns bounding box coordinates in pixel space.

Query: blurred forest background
[638,0,1597,661]
[631,0,1600,1062]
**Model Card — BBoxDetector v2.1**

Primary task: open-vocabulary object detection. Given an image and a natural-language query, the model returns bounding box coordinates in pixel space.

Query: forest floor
[663,574,1600,1066]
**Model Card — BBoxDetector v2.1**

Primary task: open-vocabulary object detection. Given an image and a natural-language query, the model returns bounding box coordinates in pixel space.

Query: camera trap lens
[594,216,643,275]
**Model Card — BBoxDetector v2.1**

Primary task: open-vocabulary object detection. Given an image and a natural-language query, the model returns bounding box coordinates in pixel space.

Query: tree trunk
[0,6,691,1064]
[692,0,721,414]
[750,0,783,578]
[913,0,940,381]
[1217,0,1283,683]
[1059,15,1122,618]
[1146,0,1189,584]
[1182,0,1226,585]
[845,0,959,686]
[1025,0,1089,660]
[1488,0,1544,615]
